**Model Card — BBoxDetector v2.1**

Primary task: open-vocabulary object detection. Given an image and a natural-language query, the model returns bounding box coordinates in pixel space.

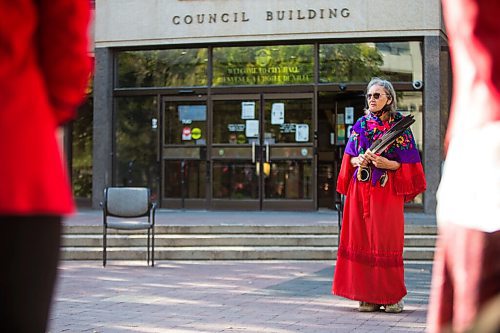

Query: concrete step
[61,224,437,261]
[61,246,435,261]
[62,234,437,248]
[63,224,437,235]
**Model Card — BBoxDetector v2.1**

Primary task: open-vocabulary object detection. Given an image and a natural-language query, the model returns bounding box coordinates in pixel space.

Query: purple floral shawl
[344,112,422,185]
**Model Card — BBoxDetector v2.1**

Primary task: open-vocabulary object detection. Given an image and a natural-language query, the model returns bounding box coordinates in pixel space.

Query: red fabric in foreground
[0,0,91,215]
[427,224,500,333]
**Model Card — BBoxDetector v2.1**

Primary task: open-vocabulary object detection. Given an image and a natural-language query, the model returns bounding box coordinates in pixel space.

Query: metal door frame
[161,92,317,211]
[161,95,208,209]
[210,94,262,210]
[260,93,316,210]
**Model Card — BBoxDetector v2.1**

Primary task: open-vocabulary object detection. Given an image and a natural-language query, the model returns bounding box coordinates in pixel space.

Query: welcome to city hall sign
[171,7,351,25]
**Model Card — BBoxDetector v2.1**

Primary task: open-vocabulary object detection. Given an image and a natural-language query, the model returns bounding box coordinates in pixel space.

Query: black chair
[101,187,156,267]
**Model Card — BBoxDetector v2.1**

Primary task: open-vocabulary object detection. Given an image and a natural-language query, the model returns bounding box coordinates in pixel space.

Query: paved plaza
[48,260,432,333]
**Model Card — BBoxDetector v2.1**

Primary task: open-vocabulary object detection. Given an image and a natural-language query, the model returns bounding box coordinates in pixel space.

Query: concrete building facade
[90,0,449,213]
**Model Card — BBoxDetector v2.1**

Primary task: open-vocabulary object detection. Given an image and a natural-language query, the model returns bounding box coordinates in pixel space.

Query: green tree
[115,96,159,196]
[72,84,93,199]
[117,49,208,87]
[319,43,383,83]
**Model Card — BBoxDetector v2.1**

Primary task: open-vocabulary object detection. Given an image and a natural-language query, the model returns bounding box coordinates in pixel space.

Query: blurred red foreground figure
[0,1,91,332]
[428,0,500,332]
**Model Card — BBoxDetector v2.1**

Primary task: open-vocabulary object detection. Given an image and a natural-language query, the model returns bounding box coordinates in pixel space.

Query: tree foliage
[117,49,208,87]
[319,43,383,83]
[115,96,159,195]
[72,92,93,199]
[116,43,385,87]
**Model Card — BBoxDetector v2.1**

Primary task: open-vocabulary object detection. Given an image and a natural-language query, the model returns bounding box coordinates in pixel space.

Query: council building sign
[171,7,351,25]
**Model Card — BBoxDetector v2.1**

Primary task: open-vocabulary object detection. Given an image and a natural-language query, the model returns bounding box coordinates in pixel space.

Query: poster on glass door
[295,124,309,142]
[241,102,255,119]
[271,103,285,124]
[245,120,259,137]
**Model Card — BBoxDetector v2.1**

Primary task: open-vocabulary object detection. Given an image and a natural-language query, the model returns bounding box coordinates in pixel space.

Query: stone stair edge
[60,247,435,261]
[62,246,435,251]
[62,224,437,234]
[63,234,436,238]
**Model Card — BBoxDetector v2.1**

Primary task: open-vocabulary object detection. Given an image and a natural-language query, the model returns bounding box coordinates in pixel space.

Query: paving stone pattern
[48,261,431,333]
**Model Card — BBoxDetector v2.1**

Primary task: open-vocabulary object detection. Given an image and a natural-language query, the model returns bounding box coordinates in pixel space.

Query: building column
[92,47,113,208]
[423,36,451,215]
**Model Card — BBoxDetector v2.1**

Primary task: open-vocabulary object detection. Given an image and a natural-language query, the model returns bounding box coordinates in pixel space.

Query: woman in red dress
[0,1,91,332]
[332,77,426,313]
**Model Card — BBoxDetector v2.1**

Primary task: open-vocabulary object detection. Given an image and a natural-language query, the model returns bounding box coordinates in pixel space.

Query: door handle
[252,142,256,163]
[266,143,270,162]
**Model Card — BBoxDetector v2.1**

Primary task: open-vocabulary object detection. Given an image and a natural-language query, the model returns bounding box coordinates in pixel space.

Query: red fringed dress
[332,112,426,305]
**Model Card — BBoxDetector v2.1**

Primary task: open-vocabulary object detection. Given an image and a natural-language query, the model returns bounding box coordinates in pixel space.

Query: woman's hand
[351,153,370,167]
[364,150,401,170]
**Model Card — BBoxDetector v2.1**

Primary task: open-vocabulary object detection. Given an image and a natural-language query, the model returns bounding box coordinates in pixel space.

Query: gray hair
[366,77,397,114]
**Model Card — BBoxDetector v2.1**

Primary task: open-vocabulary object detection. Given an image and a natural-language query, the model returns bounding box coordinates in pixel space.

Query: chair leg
[151,227,155,267]
[103,227,107,267]
[146,229,150,266]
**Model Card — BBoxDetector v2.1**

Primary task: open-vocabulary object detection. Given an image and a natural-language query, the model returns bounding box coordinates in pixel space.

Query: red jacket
[0,0,91,215]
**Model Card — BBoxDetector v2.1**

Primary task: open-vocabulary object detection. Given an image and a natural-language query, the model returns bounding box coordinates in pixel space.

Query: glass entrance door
[162,96,208,209]
[317,92,366,209]
[262,94,315,210]
[211,93,315,210]
[211,95,261,209]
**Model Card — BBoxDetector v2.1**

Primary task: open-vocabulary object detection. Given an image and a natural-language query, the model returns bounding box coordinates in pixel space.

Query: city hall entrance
[161,93,315,210]
[107,42,426,211]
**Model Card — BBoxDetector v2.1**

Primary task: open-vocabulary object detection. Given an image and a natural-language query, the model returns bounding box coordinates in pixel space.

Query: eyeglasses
[366,93,389,100]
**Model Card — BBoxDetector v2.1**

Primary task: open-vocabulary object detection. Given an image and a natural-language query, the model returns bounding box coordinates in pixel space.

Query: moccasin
[384,300,404,313]
[358,302,381,312]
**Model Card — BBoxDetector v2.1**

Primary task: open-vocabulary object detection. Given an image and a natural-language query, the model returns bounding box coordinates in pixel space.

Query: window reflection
[213,45,314,86]
[212,162,258,199]
[319,42,423,83]
[398,91,423,151]
[114,96,159,199]
[72,94,93,200]
[117,48,208,88]
[397,91,424,205]
[164,160,206,199]
[265,161,312,199]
